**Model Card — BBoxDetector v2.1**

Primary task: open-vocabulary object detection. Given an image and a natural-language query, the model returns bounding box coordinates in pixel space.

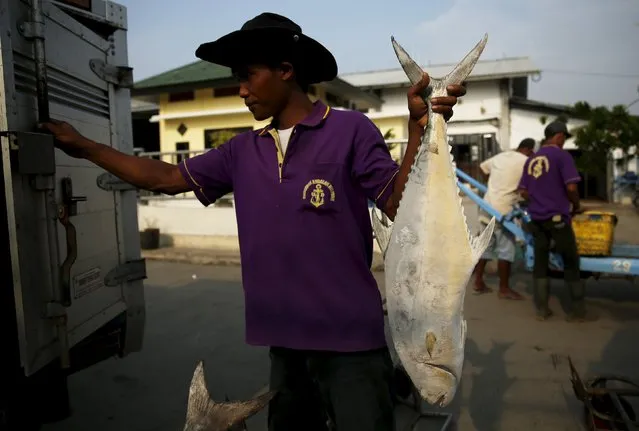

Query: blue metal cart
[455,168,639,280]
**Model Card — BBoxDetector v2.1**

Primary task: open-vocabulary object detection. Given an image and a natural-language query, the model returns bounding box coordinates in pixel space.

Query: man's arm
[83,138,234,205]
[566,183,581,212]
[517,161,530,201]
[560,152,582,212]
[383,120,422,220]
[350,115,401,216]
[82,139,189,195]
[39,120,233,202]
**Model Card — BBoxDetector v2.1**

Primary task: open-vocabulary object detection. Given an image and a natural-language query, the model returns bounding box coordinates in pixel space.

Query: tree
[569,102,639,176]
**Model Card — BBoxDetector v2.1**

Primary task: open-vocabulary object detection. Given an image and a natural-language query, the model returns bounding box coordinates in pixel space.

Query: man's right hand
[38,119,91,158]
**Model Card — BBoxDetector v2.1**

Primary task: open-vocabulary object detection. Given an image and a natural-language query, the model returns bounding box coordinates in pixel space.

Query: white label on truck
[74,267,104,299]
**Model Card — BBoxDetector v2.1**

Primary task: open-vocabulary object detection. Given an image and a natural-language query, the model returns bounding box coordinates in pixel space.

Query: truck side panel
[0,0,145,377]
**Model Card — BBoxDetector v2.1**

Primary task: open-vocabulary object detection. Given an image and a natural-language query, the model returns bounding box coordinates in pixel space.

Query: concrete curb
[141,250,242,267]
[141,248,386,272]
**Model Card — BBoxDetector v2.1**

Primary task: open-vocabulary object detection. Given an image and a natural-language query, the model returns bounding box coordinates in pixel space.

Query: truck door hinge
[104,259,147,287]
[89,59,133,88]
[97,172,138,191]
[18,21,45,40]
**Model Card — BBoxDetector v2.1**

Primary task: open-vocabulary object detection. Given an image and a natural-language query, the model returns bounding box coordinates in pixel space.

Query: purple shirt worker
[40,12,467,431]
[518,120,593,323]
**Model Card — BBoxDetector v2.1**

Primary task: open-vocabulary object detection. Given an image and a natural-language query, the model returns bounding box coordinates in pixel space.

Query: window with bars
[214,86,240,98]
[168,91,195,102]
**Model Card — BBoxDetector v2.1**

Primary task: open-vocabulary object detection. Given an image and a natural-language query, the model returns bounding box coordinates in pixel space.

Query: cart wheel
[586,376,639,430]
[584,393,636,430]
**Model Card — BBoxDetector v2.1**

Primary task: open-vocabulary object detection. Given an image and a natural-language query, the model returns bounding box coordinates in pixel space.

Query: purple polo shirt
[518,145,581,222]
[178,101,399,352]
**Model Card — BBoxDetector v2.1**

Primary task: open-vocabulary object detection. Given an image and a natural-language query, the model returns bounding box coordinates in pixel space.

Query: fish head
[183,360,276,431]
[415,364,459,408]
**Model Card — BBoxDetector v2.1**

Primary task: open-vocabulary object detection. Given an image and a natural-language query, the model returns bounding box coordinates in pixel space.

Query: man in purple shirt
[40,12,467,431]
[518,121,593,323]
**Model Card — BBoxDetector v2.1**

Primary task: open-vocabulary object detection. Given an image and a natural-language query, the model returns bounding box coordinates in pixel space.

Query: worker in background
[517,121,594,322]
[472,138,535,300]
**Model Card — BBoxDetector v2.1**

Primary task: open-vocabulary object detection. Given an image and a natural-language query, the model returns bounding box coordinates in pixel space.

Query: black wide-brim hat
[195,12,338,84]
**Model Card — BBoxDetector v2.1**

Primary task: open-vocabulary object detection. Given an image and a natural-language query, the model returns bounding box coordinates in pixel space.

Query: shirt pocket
[298,163,344,214]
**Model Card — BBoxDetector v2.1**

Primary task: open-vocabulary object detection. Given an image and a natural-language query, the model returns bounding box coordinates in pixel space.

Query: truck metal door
[0,0,146,376]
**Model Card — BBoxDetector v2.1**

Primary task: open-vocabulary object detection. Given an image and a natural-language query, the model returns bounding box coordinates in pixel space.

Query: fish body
[183,361,276,431]
[373,34,495,408]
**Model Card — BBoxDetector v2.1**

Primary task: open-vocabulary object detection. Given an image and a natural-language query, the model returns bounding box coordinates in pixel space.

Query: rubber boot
[533,278,553,321]
[565,280,596,322]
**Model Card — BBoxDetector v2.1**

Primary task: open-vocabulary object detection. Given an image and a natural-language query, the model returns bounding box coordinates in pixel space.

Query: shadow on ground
[42,261,639,431]
[44,266,270,431]
[465,338,516,431]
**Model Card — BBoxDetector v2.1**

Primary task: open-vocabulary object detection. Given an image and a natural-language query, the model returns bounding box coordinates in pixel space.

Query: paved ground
[42,259,639,431]
[42,200,639,431]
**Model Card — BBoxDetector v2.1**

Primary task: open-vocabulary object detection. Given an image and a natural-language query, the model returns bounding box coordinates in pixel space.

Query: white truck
[0,0,146,429]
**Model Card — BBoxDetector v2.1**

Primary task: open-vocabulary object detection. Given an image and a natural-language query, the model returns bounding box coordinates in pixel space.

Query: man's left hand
[407,73,467,128]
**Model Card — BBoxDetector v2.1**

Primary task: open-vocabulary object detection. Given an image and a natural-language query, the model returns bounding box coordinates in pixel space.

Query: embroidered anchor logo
[310,184,325,208]
[302,179,336,208]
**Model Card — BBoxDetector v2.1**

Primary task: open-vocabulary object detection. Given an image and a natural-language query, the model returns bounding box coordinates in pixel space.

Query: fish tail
[184,361,276,430]
[390,33,488,159]
[444,34,489,87]
[390,33,488,90]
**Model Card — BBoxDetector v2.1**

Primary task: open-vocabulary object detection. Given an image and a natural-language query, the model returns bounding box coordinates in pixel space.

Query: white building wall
[373,81,503,123]
[370,81,504,145]
[509,108,588,151]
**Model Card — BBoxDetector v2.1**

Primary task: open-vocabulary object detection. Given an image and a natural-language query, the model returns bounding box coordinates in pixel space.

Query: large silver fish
[183,361,276,431]
[372,34,495,408]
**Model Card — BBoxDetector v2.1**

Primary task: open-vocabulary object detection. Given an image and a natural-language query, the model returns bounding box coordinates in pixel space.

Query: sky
[118,0,639,114]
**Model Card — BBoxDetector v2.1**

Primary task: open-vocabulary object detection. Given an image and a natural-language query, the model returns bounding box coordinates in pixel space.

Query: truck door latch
[58,177,86,306]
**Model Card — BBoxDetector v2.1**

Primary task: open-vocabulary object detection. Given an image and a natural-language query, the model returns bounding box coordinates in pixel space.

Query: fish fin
[372,209,393,258]
[185,361,212,421]
[206,391,276,429]
[184,361,276,430]
[444,33,489,86]
[470,216,496,263]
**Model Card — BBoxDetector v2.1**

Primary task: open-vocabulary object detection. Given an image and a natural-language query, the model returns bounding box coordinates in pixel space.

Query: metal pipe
[30,0,49,122]
[29,0,69,368]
